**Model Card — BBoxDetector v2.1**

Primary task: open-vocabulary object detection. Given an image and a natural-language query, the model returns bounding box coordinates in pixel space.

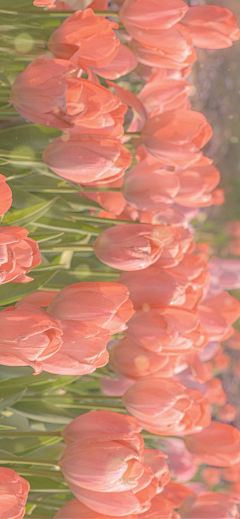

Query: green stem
[0,457,59,467]
[53,403,126,412]
[27,501,60,511]
[25,515,49,519]
[40,245,93,253]
[22,394,122,401]
[72,214,137,225]
[29,489,70,493]
[0,430,62,437]
[125,132,142,138]
[17,469,64,479]
[0,8,119,16]
[68,270,117,278]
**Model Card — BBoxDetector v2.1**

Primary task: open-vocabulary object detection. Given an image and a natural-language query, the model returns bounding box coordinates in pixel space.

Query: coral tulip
[161,481,194,508]
[184,421,240,467]
[93,224,174,271]
[0,467,29,519]
[0,303,62,374]
[48,282,134,334]
[208,258,240,292]
[42,320,110,375]
[141,110,212,168]
[11,58,126,133]
[181,5,240,49]
[203,292,240,326]
[138,73,192,116]
[59,411,160,516]
[156,438,197,483]
[48,9,120,70]
[178,491,239,519]
[125,308,207,355]
[120,0,189,35]
[137,494,181,519]
[0,174,12,216]
[122,378,211,436]
[43,133,132,185]
[55,499,137,518]
[0,226,41,284]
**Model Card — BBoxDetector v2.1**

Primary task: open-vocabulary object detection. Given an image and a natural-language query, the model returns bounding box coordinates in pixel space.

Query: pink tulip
[0,467,29,519]
[93,224,174,271]
[137,494,181,519]
[59,410,160,516]
[99,375,135,397]
[0,174,12,216]
[156,438,197,483]
[15,290,58,309]
[181,5,240,49]
[138,73,192,116]
[130,26,196,71]
[61,410,142,445]
[0,226,41,284]
[0,303,62,374]
[11,58,127,133]
[125,308,207,355]
[141,110,212,168]
[203,291,240,326]
[161,481,194,508]
[208,258,240,293]
[178,491,239,519]
[48,282,134,334]
[175,163,220,207]
[122,378,211,436]
[82,191,126,216]
[91,44,137,80]
[185,422,240,467]
[55,499,137,518]
[48,9,120,70]
[43,133,132,185]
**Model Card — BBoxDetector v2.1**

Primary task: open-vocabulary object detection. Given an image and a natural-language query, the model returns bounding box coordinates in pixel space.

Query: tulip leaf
[32,215,101,236]
[0,387,27,410]
[11,401,78,424]
[2,198,57,226]
[0,270,58,306]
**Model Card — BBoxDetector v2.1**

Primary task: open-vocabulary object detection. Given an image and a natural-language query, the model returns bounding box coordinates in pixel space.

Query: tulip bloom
[138,73,192,116]
[156,438,197,483]
[184,421,240,467]
[208,258,240,293]
[0,226,41,284]
[178,491,239,519]
[0,467,29,519]
[0,174,12,216]
[59,410,162,516]
[42,320,109,375]
[0,303,62,374]
[161,481,194,509]
[93,224,174,271]
[181,5,240,49]
[122,378,211,436]
[48,282,134,334]
[55,499,137,518]
[125,308,208,356]
[11,58,126,133]
[141,110,212,168]
[48,9,120,71]
[43,134,132,185]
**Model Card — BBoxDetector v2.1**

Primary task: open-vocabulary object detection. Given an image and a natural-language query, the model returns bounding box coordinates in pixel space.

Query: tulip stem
[29,489,71,493]
[17,469,64,479]
[125,132,142,138]
[0,430,63,437]
[0,8,119,17]
[40,245,93,253]
[0,457,59,467]
[21,394,122,401]
[72,214,138,225]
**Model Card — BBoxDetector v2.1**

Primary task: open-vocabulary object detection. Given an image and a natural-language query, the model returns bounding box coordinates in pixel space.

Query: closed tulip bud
[43,134,132,185]
[184,422,240,467]
[0,174,12,216]
[93,224,174,271]
[178,491,239,519]
[0,467,29,519]
[181,5,240,49]
[11,58,126,133]
[122,378,211,436]
[0,303,63,374]
[0,226,41,284]
[138,73,192,116]
[48,282,134,335]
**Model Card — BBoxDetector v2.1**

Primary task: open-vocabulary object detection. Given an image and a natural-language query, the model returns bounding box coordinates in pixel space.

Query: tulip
[120,0,189,36]
[92,44,138,80]
[208,258,240,293]
[184,422,240,467]
[217,404,238,423]
[203,291,240,326]
[16,290,58,309]
[226,329,240,350]
[161,481,194,509]
[43,133,132,185]
[0,226,41,284]
[175,164,220,207]
[125,308,207,355]
[141,110,212,168]
[0,174,12,216]
[138,73,192,116]
[11,58,126,133]
[137,494,181,519]
[48,282,134,334]
[93,224,174,271]
[109,337,187,379]
[181,5,240,49]
[201,467,221,487]
[100,375,135,397]
[178,491,239,519]
[0,303,62,374]
[48,9,120,70]
[82,191,126,216]
[59,411,160,516]
[130,27,196,71]
[122,378,211,436]
[0,467,29,519]
[42,320,110,375]
[54,499,137,518]
[156,438,197,483]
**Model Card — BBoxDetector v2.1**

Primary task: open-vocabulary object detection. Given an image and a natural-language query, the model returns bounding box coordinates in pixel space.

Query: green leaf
[33,215,101,236]
[2,198,57,226]
[11,401,77,424]
[0,387,27,410]
[0,271,58,306]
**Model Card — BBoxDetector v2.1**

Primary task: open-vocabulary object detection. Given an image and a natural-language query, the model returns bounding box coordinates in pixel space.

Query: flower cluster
[1,0,240,518]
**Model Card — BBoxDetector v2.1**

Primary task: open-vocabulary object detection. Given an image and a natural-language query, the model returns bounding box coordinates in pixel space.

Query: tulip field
[2,0,240,517]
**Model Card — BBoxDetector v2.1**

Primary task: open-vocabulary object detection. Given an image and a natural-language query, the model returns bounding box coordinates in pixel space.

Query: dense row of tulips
[1,0,240,518]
